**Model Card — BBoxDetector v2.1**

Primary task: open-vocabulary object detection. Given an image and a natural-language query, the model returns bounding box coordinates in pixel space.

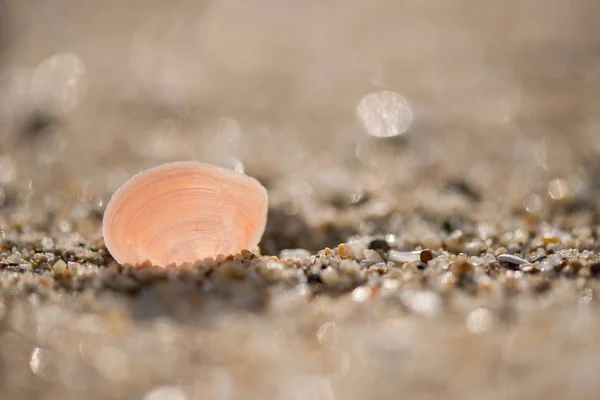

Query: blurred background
[1,1,600,399]
[1,0,599,239]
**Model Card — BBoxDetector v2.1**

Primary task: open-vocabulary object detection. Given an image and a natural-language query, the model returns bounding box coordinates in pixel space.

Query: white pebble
[363,249,384,263]
[497,254,528,266]
[388,250,421,263]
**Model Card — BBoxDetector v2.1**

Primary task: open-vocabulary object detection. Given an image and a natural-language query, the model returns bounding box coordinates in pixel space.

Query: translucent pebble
[387,250,421,263]
[363,249,383,263]
[52,260,67,276]
[356,90,413,138]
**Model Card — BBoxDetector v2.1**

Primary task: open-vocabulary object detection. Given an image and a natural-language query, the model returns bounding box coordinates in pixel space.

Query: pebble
[497,254,528,267]
[321,267,340,287]
[337,244,355,259]
[387,250,421,263]
[363,249,384,263]
[4,254,21,265]
[346,240,368,259]
[539,254,564,272]
[368,239,390,252]
[52,260,67,276]
[419,249,434,264]
[339,260,363,279]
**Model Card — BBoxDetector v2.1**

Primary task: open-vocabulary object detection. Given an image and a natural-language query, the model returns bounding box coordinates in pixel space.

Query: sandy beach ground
[1,1,600,399]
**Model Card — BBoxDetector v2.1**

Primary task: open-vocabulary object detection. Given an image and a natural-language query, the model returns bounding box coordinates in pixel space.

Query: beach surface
[1,1,600,399]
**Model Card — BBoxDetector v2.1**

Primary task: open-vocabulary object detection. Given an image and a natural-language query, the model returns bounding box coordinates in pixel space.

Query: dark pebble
[369,239,390,252]
[420,249,434,264]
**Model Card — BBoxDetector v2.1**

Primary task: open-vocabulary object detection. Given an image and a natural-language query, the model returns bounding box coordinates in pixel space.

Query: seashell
[102,161,268,267]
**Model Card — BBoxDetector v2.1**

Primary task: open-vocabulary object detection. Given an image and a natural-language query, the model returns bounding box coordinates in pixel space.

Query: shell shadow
[259,207,355,255]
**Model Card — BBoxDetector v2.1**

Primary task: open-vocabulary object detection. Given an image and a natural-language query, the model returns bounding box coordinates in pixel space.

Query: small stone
[388,250,421,263]
[340,260,363,278]
[321,267,340,287]
[497,254,528,269]
[346,239,368,259]
[52,260,67,276]
[337,244,355,259]
[539,254,564,272]
[363,249,383,263]
[261,262,284,283]
[567,260,582,274]
[369,239,390,252]
[419,249,434,264]
[241,249,255,260]
[5,254,21,265]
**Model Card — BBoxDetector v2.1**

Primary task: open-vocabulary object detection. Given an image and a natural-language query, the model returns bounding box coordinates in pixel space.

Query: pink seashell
[102,161,268,267]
